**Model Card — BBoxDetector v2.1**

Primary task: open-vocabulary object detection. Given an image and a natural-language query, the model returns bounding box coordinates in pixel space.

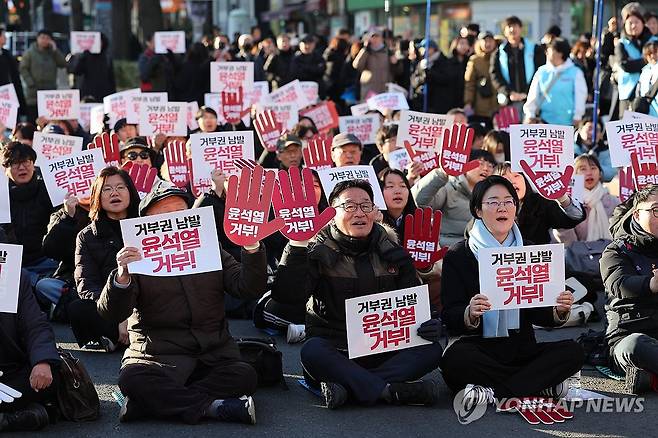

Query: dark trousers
[68,299,118,347]
[253,292,305,330]
[301,337,443,405]
[0,365,58,412]
[612,333,658,375]
[441,338,584,399]
[119,359,258,424]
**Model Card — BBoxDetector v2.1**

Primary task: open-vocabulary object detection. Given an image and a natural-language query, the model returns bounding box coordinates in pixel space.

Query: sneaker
[462,384,496,408]
[540,379,569,399]
[215,396,256,424]
[116,394,143,423]
[0,403,49,432]
[625,366,658,394]
[100,336,117,353]
[286,324,306,344]
[321,382,348,409]
[388,380,439,406]
[82,341,102,350]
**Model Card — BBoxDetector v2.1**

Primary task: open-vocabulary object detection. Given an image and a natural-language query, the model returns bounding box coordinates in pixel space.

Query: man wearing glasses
[601,184,658,395]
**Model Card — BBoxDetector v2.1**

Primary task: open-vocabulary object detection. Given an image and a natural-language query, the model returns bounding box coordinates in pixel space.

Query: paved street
[6,314,653,438]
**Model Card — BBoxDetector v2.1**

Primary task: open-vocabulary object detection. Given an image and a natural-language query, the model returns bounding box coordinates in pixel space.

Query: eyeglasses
[483,200,516,209]
[336,202,376,213]
[10,159,33,169]
[639,207,658,219]
[126,151,150,161]
[101,184,128,195]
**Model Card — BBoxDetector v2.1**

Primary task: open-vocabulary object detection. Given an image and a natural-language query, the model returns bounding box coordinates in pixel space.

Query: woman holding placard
[441,175,583,409]
[70,166,141,352]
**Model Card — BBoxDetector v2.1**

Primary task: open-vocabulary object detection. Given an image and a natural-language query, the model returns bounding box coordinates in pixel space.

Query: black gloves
[416,318,443,343]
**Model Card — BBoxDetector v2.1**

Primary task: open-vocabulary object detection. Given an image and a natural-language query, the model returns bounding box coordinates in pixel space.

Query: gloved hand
[417,318,443,343]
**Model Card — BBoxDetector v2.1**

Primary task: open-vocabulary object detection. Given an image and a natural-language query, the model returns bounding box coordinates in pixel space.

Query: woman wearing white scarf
[556,155,620,245]
[440,176,584,411]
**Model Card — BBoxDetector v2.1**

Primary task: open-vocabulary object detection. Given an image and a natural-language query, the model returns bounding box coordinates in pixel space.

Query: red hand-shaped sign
[254,110,284,152]
[440,124,479,177]
[494,106,519,132]
[403,207,449,270]
[221,86,251,125]
[631,146,658,190]
[223,164,285,246]
[520,160,574,200]
[123,161,157,199]
[88,131,120,167]
[272,166,336,241]
[404,140,440,177]
[618,166,635,203]
[163,139,189,188]
[303,134,333,171]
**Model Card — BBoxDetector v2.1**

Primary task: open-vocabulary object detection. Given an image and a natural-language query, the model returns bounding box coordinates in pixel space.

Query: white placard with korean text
[187,101,199,130]
[0,172,9,224]
[37,89,80,120]
[300,81,319,105]
[478,244,566,311]
[345,285,431,359]
[339,115,381,145]
[317,165,386,209]
[0,244,23,313]
[138,102,187,136]
[154,31,186,54]
[32,132,84,164]
[90,104,105,134]
[79,103,102,132]
[350,102,370,116]
[398,110,454,153]
[104,88,141,128]
[128,92,168,124]
[366,92,409,113]
[387,148,411,171]
[266,79,312,110]
[210,62,254,94]
[0,100,18,130]
[120,206,222,276]
[190,131,255,192]
[605,119,658,167]
[0,84,19,105]
[510,124,574,172]
[70,31,101,54]
[255,102,299,130]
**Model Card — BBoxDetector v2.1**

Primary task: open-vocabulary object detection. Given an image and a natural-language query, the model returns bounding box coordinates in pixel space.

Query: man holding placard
[272,179,443,410]
[97,180,268,425]
[441,176,582,413]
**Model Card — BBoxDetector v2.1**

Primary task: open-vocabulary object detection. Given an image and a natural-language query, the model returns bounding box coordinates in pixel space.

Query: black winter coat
[517,193,585,245]
[74,215,124,301]
[289,51,326,96]
[42,206,90,282]
[412,53,466,114]
[5,172,55,265]
[173,58,211,105]
[192,190,242,262]
[271,224,420,347]
[600,214,658,356]
[264,50,295,88]
[0,271,60,372]
[0,48,27,111]
[68,50,116,101]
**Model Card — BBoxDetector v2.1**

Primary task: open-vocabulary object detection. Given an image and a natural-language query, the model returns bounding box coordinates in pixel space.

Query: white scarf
[583,183,612,241]
[468,219,524,338]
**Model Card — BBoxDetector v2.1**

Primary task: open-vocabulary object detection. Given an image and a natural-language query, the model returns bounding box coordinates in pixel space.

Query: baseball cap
[478,31,494,40]
[276,133,303,152]
[332,133,362,150]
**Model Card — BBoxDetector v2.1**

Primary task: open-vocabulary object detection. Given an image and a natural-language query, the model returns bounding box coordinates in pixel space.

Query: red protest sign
[87,131,121,167]
[272,167,336,241]
[631,146,658,190]
[440,124,480,177]
[163,139,190,188]
[618,166,635,203]
[404,140,439,177]
[254,110,284,152]
[520,161,574,200]
[302,134,333,171]
[299,100,340,135]
[223,165,285,246]
[221,87,251,125]
[493,106,519,132]
[403,207,449,270]
[123,161,157,199]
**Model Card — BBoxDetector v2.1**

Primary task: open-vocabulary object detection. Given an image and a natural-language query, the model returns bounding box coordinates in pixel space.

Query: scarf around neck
[583,183,613,241]
[468,219,524,338]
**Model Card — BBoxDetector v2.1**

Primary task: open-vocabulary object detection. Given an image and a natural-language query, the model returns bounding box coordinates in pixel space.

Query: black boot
[388,380,439,406]
[0,403,50,432]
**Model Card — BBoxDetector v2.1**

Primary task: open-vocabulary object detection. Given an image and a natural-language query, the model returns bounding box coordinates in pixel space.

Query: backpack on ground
[235,337,288,389]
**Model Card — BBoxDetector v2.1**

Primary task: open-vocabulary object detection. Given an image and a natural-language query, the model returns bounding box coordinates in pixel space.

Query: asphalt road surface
[7,315,653,438]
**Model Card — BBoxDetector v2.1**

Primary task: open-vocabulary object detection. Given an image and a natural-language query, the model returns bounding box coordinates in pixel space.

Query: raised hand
[440,124,479,177]
[302,134,333,171]
[630,146,658,190]
[223,164,285,247]
[493,106,519,132]
[520,160,574,200]
[618,166,635,203]
[88,131,120,166]
[123,161,157,198]
[403,207,449,270]
[254,110,284,152]
[163,139,189,188]
[272,166,336,242]
[403,140,440,177]
[221,86,251,125]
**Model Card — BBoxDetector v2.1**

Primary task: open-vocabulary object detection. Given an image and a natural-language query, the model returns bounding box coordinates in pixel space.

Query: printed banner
[366,92,409,113]
[510,124,574,172]
[0,100,18,130]
[478,244,566,310]
[128,92,168,124]
[0,172,9,224]
[606,119,658,167]
[338,115,381,145]
[398,110,454,153]
[0,244,23,313]
[345,285,431,358]
[37,89,80,120]
[42,148,105,206]
[299,101,339,134]
[154,31,186,54]
[266,79,312,110]
[70,31,101,54]
[103,88,141,128]
[210,62,254,94]
[190,131,255,192]
[120,206,222,276]
[138,102,187,136]
[317,165,386,209]
[32,132,84,164]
